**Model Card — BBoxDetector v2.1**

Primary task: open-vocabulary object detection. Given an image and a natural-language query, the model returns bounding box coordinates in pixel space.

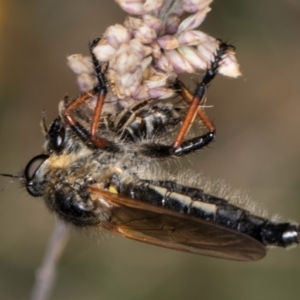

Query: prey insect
[63,38,235,154]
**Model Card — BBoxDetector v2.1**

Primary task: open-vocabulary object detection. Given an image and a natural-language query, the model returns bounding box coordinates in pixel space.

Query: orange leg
[174,80,215,132]
[90,91,110,148]
[62,38,111,149]
[172,80,215,149]
[171,40,234,149]
[63,89,111,149]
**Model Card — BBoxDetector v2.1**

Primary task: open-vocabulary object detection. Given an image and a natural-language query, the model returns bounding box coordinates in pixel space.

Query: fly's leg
[172,41,236,150]
[63,38,112,149]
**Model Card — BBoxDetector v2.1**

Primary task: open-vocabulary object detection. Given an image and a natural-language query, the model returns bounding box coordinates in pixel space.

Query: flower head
[68,0,241,108]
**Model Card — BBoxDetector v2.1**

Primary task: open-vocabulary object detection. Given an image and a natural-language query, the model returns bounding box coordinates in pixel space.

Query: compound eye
[24,154,49,181]
[53,128,65,150]
[47,118,66,153]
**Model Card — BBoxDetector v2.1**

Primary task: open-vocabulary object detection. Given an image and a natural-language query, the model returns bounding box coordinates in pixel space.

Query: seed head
[68,0,241,108]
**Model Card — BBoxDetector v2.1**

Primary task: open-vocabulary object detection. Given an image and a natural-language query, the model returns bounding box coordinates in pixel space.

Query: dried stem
[30,221,69,300]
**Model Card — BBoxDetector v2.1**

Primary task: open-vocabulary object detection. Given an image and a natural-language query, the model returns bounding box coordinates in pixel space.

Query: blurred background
[1,0,300,299]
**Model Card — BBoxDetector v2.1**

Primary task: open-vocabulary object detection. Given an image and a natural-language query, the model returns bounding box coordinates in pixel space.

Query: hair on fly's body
[1,40,299,262]
[1,91,296,262]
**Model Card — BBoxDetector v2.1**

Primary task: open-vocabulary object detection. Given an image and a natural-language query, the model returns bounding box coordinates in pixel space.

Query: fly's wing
[89,186,266,261]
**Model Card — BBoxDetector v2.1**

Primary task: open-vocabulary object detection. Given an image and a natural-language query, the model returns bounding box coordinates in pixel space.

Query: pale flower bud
[143,0,164,13]
[177,30,210,46]
[134,25,157,44]
[165,49,195,73]
[197,40,219,62]
[149,87,175,99]
[150,41,162,59]
[119,67,143,95]
[116,0,163,15]
[170,6,185,17]
[218,52,242,78]
[114,50,141,75]
[155,54,175,73]
[164,14,181,34]
[178,8,211,32]
[142,15,163,31]
[145,75,168,89]
[104,24,131,49]
[115,0,145,15]
[93,43,116,62]
[67,54,93,75]
[111,41,145,74]
[124,16,143,31]
[177,45,207,69]
[182,0,213,13]
[157,35,180,50]
[128,39,152,58]
[141,56,153,73]
[76,73,97,92]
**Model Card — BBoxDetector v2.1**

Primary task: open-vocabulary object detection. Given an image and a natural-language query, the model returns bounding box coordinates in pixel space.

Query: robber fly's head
[24,153,49,197]
[24,117,67,197]
[19,116,103,227]
[0,117,68,196]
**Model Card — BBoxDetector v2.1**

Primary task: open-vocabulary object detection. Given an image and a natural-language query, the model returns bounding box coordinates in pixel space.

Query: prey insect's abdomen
[104,101,182,142]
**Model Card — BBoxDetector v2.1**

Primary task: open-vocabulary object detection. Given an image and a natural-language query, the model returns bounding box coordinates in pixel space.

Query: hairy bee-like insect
[1,39,299,262]
[8,92,297,262]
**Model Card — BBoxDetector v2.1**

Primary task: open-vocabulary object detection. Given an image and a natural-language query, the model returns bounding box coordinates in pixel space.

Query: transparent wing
[89,186,266,261]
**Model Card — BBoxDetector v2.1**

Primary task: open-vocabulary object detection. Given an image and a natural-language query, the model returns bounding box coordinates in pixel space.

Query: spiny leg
[63,89,102,146]
[63,38,112,149]
[89,37,107,88]
[140,131,215,158]
[89,38,109,148]
[172,79,215,150]
[138,42,237,158]
[172,41,236,150]
[88,86,109,148]
[173,80,215,133]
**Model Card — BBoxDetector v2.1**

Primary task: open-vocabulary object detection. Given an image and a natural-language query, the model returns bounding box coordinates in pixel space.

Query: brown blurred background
[1,1,300,299]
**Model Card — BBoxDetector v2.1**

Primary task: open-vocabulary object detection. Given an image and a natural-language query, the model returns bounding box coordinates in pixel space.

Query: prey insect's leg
[172,41,235,150]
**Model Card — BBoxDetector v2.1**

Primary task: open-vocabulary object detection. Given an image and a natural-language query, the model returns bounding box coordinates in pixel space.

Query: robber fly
[2,40,299,262]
